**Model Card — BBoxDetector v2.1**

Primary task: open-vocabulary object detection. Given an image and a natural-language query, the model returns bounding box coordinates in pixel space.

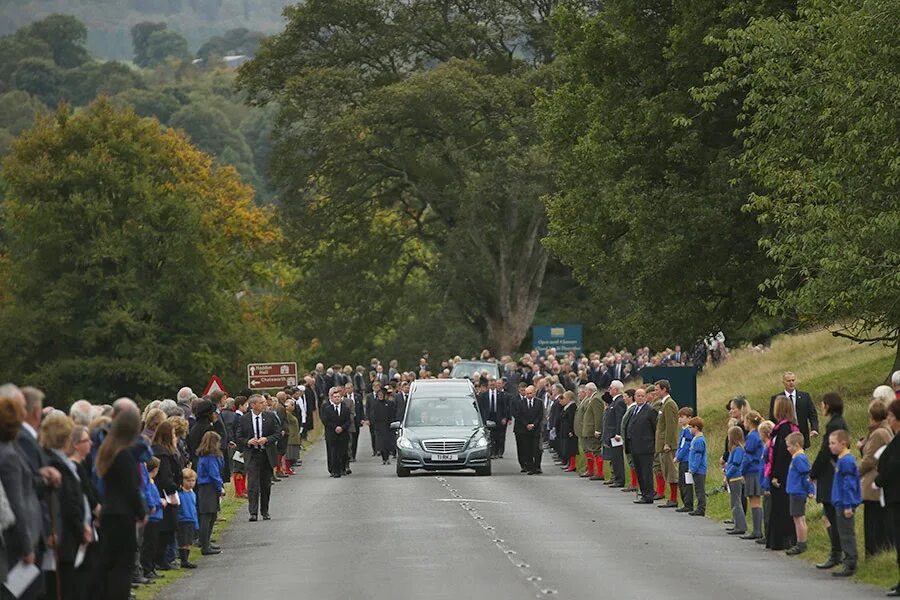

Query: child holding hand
[784,432,815,555]
[687,417,707,516]
[725,426,747,535]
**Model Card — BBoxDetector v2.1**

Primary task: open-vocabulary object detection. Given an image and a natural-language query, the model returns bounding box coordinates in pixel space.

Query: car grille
[422,439,467,453]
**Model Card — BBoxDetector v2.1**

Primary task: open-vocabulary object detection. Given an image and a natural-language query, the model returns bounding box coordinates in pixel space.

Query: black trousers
[246,450,273,516]
[350,430,360,460]
[326,436,348,475]
[823,502,843,558]
[140,520,160,574]
[515,430,542,472]
[864,500,895,557]
[97,515,135,600]
[891,503,900,575]
[609,445,625,485]
[491,424,507,456]
[632,452,655,501]
[370,425,377,454]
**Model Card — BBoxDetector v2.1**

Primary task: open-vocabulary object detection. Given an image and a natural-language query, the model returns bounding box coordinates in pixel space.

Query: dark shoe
[740,533,761,540]
[201,548,222,555]
[579,471,591,478]
[832,565,856,578]
[589,475,604,481]
[816,557,840,569]
[727,529,746,535]
[345,469,352,475]
[658,501,678,508]
[755,537,768,545]
[886,588,900,597]
[610,483,625,488]
[634,498,654,504]
[785,543,807,555]
[652,494,664,501]
[520,468,528,473]
[262,514,271,520]
[621,486,636,493]
[688,510,705,516]
[675,507,693,513]
[249,515,258,522]
[155,562,173,571]
[723,519,734,525]
[181,560,198,568]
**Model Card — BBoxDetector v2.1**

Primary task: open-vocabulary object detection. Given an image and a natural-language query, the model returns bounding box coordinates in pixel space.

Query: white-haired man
[892,370,900,400]
[69,399,93,426]
[604,380,627,487]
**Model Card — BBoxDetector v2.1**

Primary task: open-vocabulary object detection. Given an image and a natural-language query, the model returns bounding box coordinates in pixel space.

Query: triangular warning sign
[202,375,228,397]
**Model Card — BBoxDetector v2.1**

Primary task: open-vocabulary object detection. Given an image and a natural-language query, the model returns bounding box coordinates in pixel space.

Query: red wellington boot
[565,455,577,472]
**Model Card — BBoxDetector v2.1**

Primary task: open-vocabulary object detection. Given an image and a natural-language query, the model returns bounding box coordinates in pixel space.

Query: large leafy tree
[238,0,570,357]
[0,100,293,403]
[538,1,792,348]
[699,0,900,371]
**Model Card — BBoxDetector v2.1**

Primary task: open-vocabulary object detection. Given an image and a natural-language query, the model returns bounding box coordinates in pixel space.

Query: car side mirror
[485,420,496,429]
[390,421,401,430]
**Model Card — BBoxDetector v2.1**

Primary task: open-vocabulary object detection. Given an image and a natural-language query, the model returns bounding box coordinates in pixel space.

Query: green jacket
[285,410,302,445]
[654,395,679,453]
[581,393,605,438]
[574,396,588,438]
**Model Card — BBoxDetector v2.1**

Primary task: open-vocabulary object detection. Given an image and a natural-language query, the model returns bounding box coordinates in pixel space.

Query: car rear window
[405,396,481,427]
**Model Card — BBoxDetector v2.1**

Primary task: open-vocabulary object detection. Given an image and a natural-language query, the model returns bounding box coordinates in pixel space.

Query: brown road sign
[247,362,299,390]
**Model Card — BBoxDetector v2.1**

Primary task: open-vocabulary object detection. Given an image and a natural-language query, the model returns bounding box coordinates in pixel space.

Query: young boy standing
[784,432,815,555]
[674,408,694,513]
[687,417,707,517]
[177,468,200,569]
[829,429,862,577]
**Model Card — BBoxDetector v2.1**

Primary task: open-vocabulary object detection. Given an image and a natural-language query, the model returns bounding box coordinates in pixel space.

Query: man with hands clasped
[236,394,282,521]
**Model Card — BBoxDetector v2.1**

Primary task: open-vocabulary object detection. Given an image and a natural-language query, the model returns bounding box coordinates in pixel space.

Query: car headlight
[397,437,414,449]
[475,437,489,448]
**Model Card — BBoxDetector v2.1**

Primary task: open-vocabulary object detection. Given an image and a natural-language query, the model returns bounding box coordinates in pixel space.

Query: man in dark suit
[481,379,509,458]
[365,382,383,456]
[236,394,282,521]
[208,390,234,484]
[768,371,819,448]
[343,382,366,464]
[604,380,628,487]
[514,386,544,475]
[394,381,410,422]
[321,387,352,478]
[625,387,658,503]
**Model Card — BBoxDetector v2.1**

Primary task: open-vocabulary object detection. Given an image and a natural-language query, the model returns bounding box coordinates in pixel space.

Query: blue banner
[532,324,583,356]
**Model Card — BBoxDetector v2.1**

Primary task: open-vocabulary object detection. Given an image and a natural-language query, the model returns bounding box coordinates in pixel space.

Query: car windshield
[405,396,482,427]
[450,362,498,379]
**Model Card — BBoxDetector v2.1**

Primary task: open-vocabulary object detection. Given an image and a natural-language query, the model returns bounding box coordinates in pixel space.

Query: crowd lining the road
[1,348,898,599]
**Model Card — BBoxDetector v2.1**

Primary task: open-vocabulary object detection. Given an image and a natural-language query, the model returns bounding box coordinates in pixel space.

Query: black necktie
[255,415,262,439]
[491,391,496,413]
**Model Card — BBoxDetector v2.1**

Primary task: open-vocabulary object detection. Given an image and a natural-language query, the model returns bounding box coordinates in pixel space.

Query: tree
[197,28,266,60]
[238,0,569,356]
[111,88,182,123]
[132,22,168,67]
[22,14,91,69]
[11,57,63,106]
[537,0,788,349]
[144,30,192,67]
[699,0,900,371]
[0,99,292,403]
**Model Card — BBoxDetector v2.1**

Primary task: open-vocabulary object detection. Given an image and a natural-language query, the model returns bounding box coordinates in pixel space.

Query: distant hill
[0,0,294,59]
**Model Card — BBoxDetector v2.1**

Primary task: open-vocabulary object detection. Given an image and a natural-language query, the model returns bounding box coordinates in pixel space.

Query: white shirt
[784,390,797,411]
[21,422,37,440]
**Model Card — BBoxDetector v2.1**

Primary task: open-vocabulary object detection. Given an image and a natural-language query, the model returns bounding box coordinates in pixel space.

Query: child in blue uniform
[674,407,694,513]
[141,457,164,579]
[829,429,862,577]
[177,468,199,569]
[725,426,747,535]
[687,417,707,516]
[196,431,224,556]
[784,431,815,555]
[741,411,765,539]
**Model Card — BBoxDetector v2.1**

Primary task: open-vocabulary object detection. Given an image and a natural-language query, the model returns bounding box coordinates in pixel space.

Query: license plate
[431,454,458,461]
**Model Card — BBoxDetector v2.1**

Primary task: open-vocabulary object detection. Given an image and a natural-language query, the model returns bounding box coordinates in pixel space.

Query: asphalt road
[159,428,883,600]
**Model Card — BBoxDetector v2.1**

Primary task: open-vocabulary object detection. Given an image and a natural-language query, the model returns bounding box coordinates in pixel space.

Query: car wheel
[475,463,492,476]
[396,462,411,478]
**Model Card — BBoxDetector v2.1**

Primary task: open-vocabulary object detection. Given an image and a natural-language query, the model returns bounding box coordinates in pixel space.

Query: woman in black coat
[876,398,900,596]
[96,409,146,600]
[40,413,90,600]
[558,392,579,471]
[809,392,849,569]
[371,389,397,464]
[766,395,798,551]
[151,421,183,570]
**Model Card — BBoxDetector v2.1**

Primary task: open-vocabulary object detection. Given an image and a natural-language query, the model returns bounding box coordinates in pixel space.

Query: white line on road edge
[433,498,509,504]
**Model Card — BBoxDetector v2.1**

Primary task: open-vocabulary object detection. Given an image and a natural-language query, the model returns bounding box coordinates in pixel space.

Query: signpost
[247,362,299,390]
[532,324,583,356]
[202,375,228,397]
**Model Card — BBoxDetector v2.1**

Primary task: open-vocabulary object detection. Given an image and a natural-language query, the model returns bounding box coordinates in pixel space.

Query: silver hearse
[392,379,492,477]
